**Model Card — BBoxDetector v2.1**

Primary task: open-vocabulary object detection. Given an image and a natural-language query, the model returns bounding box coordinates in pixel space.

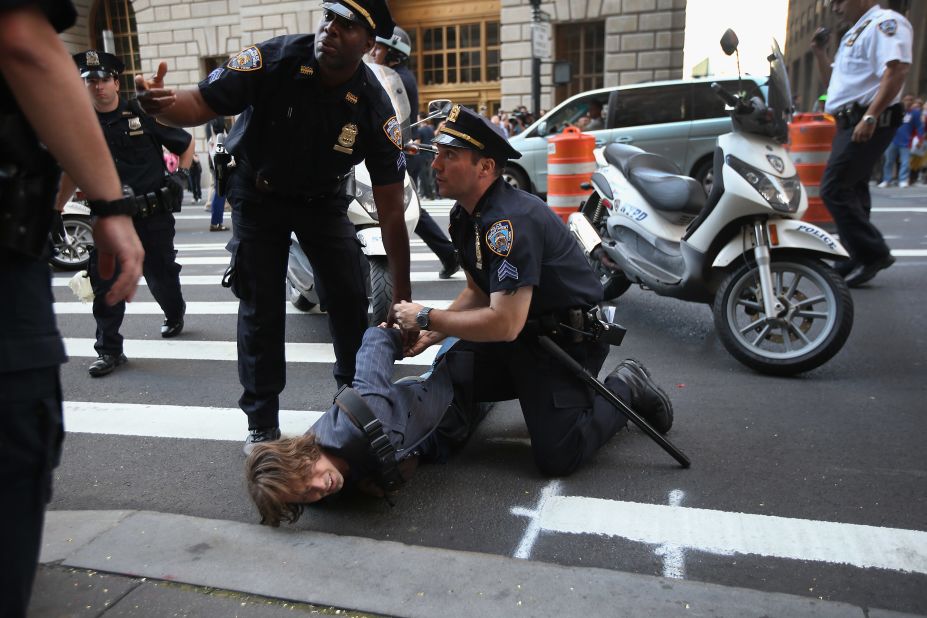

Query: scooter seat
[626,153,705,221]
[603,143,651,177]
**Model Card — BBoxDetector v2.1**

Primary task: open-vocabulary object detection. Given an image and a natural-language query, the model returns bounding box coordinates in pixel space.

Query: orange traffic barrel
[547,126,596,223]
[788,113,835,225]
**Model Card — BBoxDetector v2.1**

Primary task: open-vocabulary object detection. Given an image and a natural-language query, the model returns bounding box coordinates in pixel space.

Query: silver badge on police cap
[86,51,100,67]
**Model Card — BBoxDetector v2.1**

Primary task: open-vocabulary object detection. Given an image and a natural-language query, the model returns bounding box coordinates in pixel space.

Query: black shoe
[161,302,186,338]
[88,353,128,377]
[845,254,895,288]
[439,253,460,279]
[832,258,858,277]
[243,427,282,455]
[610,358,673,433]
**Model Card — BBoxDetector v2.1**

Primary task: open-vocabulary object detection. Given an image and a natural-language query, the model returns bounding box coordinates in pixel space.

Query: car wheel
[503,166,530,192]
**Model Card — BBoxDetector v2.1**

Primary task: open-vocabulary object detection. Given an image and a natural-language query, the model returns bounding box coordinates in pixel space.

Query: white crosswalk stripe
[54,300,453,314]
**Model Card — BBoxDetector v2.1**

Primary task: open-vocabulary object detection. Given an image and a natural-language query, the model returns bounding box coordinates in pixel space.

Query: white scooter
[569,31,853,376]
[50,197,93,270]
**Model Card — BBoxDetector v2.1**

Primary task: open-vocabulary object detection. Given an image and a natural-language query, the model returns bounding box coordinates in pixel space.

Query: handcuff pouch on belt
[134,186,175,219]
[333,385,406,501]
[0,112,60,259]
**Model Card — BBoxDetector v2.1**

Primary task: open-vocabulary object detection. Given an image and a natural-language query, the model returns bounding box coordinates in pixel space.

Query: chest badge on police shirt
[227,46,262,71]
[845,20,872,47]
[128,117,142,131]
[334,123,359,154]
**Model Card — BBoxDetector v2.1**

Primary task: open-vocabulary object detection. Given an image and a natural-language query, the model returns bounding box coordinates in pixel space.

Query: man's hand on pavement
[134,62,175,114]
[92,215,144,305]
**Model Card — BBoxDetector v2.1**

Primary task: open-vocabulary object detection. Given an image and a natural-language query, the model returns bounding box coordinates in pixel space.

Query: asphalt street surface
[46,188,926,615]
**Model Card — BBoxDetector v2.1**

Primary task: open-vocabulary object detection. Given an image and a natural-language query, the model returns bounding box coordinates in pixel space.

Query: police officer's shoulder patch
[383,116,402,149]
[227,46,262,71]
[486,219,514,257]
[878,19,898,36]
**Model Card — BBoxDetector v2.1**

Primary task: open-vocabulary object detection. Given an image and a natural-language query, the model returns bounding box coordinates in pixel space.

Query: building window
[91,0,141,99]
[416,21,500,86]
[554,21,605,103]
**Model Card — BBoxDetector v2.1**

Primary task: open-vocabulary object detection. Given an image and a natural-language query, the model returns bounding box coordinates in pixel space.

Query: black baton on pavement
[537,335,691,469]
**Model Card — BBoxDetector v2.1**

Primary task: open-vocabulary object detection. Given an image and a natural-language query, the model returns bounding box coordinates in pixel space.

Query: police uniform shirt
[198,35,406,197]
[0,0,76,113]
[0,0,76,373]
[97,99,193,194]
[449,178,603,316]
[825,5,912,114]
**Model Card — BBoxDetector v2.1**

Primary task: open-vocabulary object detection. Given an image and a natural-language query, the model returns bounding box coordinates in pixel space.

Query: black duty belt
[133,186,173,218]
[834,102,903,130]
[239,159,349,203]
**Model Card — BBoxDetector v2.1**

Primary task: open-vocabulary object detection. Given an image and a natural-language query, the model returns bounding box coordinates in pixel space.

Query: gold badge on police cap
[86,50,100,67]
[447,105,461,123]
[334,123,358,154]
[128,117,142,130]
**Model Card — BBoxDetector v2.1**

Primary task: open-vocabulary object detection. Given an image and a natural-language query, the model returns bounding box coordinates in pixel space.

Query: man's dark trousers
[820,124,896,265]
[228,178,368,431]
[90,211,184,355]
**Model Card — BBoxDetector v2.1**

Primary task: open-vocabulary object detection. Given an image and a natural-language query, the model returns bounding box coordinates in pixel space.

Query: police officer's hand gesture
[134,61,218,127]
[134,62,174,113]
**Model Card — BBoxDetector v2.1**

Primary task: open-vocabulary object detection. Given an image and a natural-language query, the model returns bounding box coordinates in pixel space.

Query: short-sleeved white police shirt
[825,4,912,114]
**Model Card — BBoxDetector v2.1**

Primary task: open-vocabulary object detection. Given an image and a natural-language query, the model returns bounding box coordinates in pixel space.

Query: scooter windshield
[365,62,412,143]
[766,39,792,142]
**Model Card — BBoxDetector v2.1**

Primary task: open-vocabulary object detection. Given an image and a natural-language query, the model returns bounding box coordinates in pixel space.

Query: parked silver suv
[505,76,768,196]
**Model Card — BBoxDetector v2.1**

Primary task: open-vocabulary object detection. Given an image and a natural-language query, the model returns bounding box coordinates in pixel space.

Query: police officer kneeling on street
[133,0,415,454]
[55,51,193,377]
[394,106,675,477]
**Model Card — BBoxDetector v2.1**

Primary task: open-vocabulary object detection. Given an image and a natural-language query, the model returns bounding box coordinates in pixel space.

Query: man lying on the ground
[245,324,674,526]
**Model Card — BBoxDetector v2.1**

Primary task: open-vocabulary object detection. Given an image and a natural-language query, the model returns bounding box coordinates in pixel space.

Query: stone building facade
[61,0,687,121]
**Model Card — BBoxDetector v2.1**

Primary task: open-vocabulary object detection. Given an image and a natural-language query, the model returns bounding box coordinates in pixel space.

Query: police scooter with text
[570,31,854,376]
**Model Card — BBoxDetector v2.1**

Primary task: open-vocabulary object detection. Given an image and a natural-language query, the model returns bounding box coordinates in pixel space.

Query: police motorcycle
[568,31,853,376]
[285,68,447,324]
[49,195,93,270]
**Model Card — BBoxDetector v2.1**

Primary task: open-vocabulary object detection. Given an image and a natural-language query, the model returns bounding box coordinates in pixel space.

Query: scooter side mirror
[720,29,739,56]
[427,99,452,118]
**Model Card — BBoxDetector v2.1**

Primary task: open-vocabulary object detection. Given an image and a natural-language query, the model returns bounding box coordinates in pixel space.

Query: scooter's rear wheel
[713,253,853,376]
[50,216,94,271]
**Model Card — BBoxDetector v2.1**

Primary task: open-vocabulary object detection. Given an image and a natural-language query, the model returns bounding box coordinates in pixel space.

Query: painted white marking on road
[172,240,432,251]
[64,401,323,441]
[654,490,687,579]
[873,206,927,212]
[63,338,436,367]
[176,254,445,265]
[52,271,466,287]
[511,480,562,560]
[54,300,452,315]
[535,495,927,575]
[891,249,927,257]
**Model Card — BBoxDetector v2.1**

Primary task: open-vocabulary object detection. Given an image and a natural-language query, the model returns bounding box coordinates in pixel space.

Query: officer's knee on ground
[532,446,583,478]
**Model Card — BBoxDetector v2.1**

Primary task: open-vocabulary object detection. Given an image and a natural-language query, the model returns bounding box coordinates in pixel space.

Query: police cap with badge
[433,104,522,162]
[321,0,395,39]
[73,50,124,79]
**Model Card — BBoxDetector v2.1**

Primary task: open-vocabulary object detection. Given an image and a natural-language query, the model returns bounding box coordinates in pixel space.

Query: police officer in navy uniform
[133,0,414,454]
[0,0,144,611]
[370,26,460,279]
[812,0,912,287]
[56,51,193,377]
[394,106,674,476]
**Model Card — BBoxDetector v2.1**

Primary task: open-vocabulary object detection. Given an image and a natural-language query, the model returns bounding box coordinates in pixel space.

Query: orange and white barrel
[547,126,596,223]
[788,113,836,226]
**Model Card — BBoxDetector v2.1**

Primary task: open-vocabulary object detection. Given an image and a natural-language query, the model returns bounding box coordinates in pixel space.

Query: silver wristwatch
[415,306,433,330]
[862,114,877,126]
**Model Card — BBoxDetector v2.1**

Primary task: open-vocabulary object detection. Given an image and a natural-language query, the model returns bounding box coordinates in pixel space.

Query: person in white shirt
[811,0,911,287]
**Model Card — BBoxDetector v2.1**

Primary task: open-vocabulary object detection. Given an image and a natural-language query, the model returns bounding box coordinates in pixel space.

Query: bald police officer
[812,0,911,287]
[56,51,193,377]
[133,0,414,454]
[1,0,144,611]
[394,106,674,476]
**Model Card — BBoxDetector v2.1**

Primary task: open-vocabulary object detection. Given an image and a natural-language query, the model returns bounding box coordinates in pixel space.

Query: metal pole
[531,0,541,117]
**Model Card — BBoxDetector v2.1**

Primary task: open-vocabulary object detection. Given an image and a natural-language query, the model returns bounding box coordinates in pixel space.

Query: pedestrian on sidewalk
[0,1,144,613]
[189,153,203,203]
[811,0,911,287]
[878,93,921,187]
[206,117,228,232]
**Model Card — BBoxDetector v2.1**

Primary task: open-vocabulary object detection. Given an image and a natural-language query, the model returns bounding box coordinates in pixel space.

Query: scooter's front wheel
[713,253,853,376]
[368,256,392,325]
[49,216,94,271]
